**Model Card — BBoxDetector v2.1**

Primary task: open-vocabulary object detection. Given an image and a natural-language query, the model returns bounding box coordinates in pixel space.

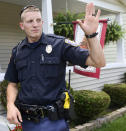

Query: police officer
[5,3,105,131]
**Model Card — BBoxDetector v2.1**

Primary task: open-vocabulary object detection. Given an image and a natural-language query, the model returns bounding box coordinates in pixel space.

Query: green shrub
[0,80,20,109]
[103,83,126,108]
[0,80,8,109]
[73,90,110,124]
[54,11,84,40]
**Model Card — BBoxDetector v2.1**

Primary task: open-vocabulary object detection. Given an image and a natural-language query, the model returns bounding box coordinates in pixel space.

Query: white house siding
[104,44,117,63]
[66,65,126,91]
[0,2,25,72]
[122,13,126,60]
[100,14,118,63]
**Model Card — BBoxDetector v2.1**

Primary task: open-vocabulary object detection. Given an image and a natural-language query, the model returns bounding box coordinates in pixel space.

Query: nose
[32,20,38,27]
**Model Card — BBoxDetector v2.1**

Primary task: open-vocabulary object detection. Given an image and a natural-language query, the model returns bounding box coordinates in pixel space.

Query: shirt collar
[20,32,48,48]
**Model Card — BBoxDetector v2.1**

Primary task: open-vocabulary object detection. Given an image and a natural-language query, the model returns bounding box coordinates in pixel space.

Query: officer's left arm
[85,37,105,68]
[77,3,105,68]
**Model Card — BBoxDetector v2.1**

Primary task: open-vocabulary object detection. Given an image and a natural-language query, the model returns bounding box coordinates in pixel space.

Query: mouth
[32,30,39,33]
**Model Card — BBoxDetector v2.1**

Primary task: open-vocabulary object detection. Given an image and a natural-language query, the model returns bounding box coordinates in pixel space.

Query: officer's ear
[19,22,24,31]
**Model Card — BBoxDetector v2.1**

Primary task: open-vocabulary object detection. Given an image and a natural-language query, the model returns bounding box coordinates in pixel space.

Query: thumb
[77,20,85,32]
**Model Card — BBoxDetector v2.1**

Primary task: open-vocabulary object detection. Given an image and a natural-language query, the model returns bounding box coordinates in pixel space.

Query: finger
[89,3,94,15]
[96,9,101,19]
[77,20,83,29]
[7,116,13,124]
[17,111,23,123]
[13,116,20,125]
[92,4,95,15]
[85,3,90,16]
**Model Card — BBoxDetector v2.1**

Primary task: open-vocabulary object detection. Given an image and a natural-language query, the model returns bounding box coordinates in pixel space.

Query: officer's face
[20,11,43,42]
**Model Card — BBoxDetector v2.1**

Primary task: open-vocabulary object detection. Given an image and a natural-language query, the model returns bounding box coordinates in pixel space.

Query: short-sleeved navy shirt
[4,33,89,105]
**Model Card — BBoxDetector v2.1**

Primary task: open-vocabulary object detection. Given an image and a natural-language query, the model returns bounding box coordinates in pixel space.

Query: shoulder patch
[65,39,80,47]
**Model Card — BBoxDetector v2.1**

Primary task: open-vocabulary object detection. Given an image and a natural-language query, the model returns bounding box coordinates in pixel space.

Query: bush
[0,80,20,109]
[73,90,110,124]
[54,11,84,40]
[0,80,8,109]
[103,83,126,108]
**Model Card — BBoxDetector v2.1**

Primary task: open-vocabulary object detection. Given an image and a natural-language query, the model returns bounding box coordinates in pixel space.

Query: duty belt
[15,102,60,122]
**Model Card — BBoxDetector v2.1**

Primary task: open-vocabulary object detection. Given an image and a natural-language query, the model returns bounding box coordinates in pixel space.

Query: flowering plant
[8,125,22,131]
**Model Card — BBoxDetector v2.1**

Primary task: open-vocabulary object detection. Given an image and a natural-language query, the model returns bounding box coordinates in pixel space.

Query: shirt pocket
[40,57,60,78]
[16,59,27,81]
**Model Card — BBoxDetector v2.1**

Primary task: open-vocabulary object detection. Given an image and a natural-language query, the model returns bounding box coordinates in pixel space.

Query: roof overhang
[0,0,126,15]
[78,0,126,13]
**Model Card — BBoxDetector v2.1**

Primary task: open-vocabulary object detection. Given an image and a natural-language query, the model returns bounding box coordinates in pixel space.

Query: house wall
[122,13,126,60]
[66,65,126,91]
[0,2,25,72]
[100,14,118,63]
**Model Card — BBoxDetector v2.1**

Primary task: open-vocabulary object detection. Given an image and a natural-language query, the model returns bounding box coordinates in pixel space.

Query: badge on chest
[46,45,52,54]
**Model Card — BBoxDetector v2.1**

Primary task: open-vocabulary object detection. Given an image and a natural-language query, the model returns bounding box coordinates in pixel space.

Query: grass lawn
[93,113,126,131]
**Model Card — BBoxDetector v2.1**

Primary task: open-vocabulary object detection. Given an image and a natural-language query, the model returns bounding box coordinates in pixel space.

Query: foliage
[73,90,110,124]
[54,11,84,40]
[105,21,125,44]
[0,80,8,109]
[103,83,126,108]
[0,80,20,109]
[54,12,125,45]
[8,124,22,131]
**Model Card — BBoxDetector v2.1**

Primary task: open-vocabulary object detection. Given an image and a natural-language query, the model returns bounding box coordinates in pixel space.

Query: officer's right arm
[7,82,22,124]
[4,47,22,124]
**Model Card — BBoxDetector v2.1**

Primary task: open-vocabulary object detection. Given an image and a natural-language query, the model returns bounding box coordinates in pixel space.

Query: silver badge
[46,45,52,54]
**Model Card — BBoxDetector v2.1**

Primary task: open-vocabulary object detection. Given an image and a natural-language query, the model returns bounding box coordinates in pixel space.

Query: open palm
[78,3,101,35]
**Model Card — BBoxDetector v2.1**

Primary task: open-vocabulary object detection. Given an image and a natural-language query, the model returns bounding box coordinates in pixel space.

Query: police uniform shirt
[4,33,89,105]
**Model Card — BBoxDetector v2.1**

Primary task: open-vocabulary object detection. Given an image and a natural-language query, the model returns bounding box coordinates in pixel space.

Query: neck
[28,36,41,43]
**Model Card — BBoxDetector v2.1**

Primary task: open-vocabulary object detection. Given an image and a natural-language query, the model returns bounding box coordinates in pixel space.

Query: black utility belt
[15,102,66,122]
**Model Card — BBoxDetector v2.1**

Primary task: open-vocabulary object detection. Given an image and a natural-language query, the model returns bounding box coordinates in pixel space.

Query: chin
[32,34,41,38]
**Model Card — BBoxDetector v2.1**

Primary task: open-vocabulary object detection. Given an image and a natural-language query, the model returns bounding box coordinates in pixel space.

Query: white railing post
[42,0,54,34]
[116,13,125,63]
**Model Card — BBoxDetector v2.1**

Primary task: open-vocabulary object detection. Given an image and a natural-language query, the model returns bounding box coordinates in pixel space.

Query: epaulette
[65,39,80,47]
[47,34,65,39]
[12,40,23,57]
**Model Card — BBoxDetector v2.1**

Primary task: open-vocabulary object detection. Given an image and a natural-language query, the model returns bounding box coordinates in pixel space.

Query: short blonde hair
[20,5,41,21]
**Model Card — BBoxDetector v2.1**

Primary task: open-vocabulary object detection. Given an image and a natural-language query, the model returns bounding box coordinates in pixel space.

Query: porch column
[42,0,54,34]
[116,13,125,62]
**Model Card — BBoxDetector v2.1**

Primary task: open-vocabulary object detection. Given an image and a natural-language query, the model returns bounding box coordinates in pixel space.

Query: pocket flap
[16,59,27,70]
[40,57,60,64]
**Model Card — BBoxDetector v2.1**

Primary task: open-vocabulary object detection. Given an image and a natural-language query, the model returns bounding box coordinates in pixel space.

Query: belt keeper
[40,109,44,118]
